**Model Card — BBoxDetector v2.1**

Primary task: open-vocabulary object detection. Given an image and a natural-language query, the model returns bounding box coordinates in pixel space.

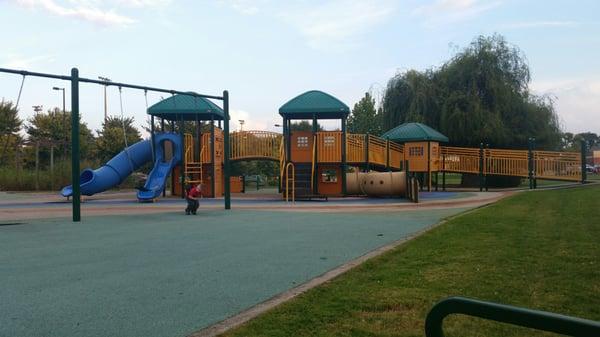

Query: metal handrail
[311,135,316,193]
[285,162,295,203]
[425,297,600,337]
[279,140,285,191]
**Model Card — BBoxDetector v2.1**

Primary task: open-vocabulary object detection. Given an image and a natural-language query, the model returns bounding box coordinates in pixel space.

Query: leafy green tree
[348,92,382,135]
[560,132,575,150]
[0,100,22,164]
[95,116,142,162]
[26,107,95,163]
[290,121,324,132]
[381,34,562,150]
[574,132,598,151]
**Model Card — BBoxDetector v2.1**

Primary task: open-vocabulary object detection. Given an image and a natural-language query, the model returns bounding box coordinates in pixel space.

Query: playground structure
[146,94,230,199]
[65,90,585,203]
[0,66,586,221]
[225,91,584,199]
[53,85,587,206]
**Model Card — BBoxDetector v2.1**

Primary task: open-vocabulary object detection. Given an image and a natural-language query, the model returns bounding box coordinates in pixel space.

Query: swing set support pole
[223,90,231,210]
[71,68,81,222]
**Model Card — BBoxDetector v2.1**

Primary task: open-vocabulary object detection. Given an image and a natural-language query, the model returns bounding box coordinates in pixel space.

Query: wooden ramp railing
[534,151,581,181]
[230,130,282,161]
[441,146,480,174]
[485,148,529,177]
[223,130,583,183]
[441,146,582,182]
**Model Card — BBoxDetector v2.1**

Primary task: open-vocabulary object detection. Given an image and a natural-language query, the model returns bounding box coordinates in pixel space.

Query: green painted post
[479,143,484,192]
[312,114,318,195]
[365,133,370,172]
[150,115,156,163]
[70,68,81,222]
[194,115,200,162]
[223,90,231,210]
[179,116,185,198]
[210,116,215,198]
[161,118,166,197]
[413,178,419,203]
[581,139,587,184]
[405,160,410,200]
[528,138,533,189]
[386,138,390,171]
[532,138,537,189]
[427,141,431,192]
[341,116,347,195]
[442,152,446,191]
[484,143,489,192]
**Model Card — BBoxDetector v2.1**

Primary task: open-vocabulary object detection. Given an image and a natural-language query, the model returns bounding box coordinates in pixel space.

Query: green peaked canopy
[279,90,350,119]
[147,93,225,121]
[382,122,449,143]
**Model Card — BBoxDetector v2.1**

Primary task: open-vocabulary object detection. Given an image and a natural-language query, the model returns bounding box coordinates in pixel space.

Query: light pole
[239,119,245,132]
[98,76,111,122]
[53,87,67,158]
[52,87,65,112]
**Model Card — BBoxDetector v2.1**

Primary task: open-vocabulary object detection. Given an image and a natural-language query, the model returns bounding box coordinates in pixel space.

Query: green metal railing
[425,297,600,337]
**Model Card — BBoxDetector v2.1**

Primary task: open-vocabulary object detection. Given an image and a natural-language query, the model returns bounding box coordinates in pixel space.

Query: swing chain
[118,86,135,173]
[15,74,26,110]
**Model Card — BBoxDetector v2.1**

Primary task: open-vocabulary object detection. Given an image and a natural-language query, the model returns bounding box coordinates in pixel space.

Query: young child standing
[185,184,202,215]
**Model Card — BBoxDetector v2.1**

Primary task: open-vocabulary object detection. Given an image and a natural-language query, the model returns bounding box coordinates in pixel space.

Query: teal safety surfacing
[1,208,468,337]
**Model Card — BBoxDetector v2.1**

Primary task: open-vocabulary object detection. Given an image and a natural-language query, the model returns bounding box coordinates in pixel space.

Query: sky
[1,0,599,137]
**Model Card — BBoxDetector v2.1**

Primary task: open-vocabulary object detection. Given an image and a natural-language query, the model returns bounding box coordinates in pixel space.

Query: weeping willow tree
[382,34,561,150]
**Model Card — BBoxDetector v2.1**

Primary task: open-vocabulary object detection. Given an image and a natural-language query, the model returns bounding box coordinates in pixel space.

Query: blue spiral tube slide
[137,133,183,201]
[60,133,182,198]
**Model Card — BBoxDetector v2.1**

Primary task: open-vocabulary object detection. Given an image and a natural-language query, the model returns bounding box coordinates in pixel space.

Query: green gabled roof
[382,122,449,143]
[147,93,225,121]
[279,90,350,119]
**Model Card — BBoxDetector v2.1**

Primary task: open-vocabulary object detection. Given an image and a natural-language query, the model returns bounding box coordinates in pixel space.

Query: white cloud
[219,0,396,51]
[12,0,171,27]
[229,109,271,132]
[219,0,264,15]
[531,78,600,133]
[15,0,136,26]
[116,0,171,8]
[413,0,501,27]
[500,20,579,30]
[2,53,55,69]
[277,0,397,50]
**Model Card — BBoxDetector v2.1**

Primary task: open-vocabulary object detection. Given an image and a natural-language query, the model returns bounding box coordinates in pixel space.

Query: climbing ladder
[184,133,204,185]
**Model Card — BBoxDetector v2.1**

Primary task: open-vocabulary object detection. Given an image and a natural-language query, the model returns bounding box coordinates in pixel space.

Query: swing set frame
[0,67,232,222]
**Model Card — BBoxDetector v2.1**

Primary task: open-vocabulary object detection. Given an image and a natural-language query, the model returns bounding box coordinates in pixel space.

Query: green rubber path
[1,208,467,337]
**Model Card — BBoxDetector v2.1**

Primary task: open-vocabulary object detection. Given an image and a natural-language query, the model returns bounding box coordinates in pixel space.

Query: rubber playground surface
[0,191,508,337]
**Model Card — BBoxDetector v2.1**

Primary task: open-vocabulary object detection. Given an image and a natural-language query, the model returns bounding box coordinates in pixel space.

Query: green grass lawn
[224,185,600,337]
